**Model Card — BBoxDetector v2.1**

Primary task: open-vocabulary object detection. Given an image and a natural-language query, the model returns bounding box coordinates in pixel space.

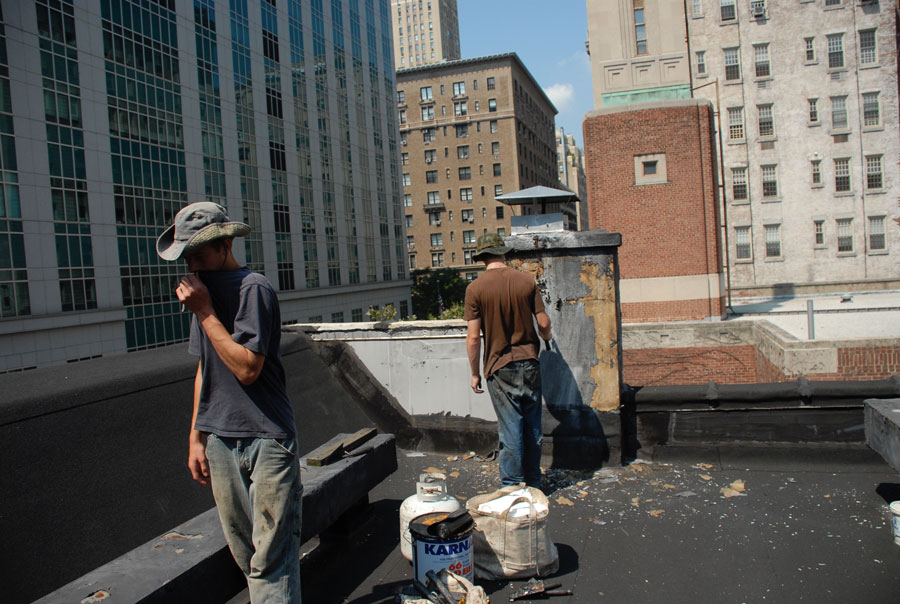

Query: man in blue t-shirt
[157,202,301,603]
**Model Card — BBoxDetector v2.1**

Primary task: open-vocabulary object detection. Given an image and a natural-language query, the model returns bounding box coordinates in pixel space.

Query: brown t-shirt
[464,266,545,378]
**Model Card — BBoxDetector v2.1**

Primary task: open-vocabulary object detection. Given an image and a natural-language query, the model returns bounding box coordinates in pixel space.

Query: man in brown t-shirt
[464,233,552,487]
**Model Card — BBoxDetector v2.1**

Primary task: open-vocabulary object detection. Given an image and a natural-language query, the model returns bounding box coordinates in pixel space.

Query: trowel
[509,578,572,601]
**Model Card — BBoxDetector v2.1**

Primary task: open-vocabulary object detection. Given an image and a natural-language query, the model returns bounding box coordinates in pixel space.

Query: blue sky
[457,0,593,148]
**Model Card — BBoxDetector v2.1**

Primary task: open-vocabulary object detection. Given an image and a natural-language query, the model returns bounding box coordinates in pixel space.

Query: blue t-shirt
[188,267,295,439]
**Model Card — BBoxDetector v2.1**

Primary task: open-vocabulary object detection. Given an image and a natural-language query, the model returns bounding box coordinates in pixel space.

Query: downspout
[851,3,870,278]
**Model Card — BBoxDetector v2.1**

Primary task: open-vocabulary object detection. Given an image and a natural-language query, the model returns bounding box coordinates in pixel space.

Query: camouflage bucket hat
[156,201,250,261]
[472,232,512,260]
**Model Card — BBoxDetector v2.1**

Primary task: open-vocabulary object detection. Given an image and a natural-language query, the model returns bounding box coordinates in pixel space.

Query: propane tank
[399,472,462,561]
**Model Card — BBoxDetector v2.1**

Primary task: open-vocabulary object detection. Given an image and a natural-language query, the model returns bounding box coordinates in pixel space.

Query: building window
[459,166,471,180]
[463,229,476,244]
[461,209,474,222]
[427,191,441,205]
[634,7,647,55]
[407,235,415,249]
[426,170,438,183]
[430,233,443,247]
[402,173,411,186]
[827,34,844,69]
[732,167,748,200]
[405,215,413,228]
[634,153,667,185]
[491,141,500,156]
[866,155,883,189]
[692,0,703,16]
[455,124,468,138]
[494,184,503,197]
[762,165,778,198]
[834,158,851,192]
[859,30,877,65]
[811,160,822,185]
[754,44,770,78]
[399,109,407,124]
[404,193,412,207]
[429,213,441,226]
[831,96,847,130]
[862,92,880,127]
[397,90,406,103]
[720,0,736,22]
[493,163,502,177]
[808,99,819,124]
[424,149,436,164]
[423,128,436,143]
[457,145,469,159]
[431,252,444,267]
[401,131,408,146]
[868,216,886,250]
[825,0,842,6]
[724,48,741,81]
[804,37,816,63]
[401,152,409,166]
[408,252,417,269]
[758,104,774,138]
[764,224,781,258]
[490,120,498,133]
[496,206,504,219]
[488,98,497,112]
[727,107,744,141]
[454,101,467,116]
[836,218,853,252]
[696,50,707,75]
[460,187,473,201]
[735,226,752,259]
[497,227,506,237]
[814,220,825,246]
[420,86,433,101]
[452,81,466,96]
[487,77,495,90]
[421,105,434,120]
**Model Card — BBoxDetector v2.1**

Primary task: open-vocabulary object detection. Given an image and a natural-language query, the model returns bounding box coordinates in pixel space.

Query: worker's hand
[470,374,483,394]
[177,274,213,316]
[188,438,210,486]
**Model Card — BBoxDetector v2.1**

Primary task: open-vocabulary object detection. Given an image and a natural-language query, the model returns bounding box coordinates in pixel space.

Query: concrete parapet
[865,399,900,475]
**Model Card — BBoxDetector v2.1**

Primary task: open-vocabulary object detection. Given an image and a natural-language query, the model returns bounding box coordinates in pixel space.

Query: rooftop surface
[238,444,900,604]
[725,290,900,341]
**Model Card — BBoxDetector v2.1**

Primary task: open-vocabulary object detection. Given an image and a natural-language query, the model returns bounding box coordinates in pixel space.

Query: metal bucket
[409,510,475,582]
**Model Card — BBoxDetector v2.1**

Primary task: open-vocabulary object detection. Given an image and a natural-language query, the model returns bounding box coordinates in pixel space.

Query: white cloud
[544,83,575,112]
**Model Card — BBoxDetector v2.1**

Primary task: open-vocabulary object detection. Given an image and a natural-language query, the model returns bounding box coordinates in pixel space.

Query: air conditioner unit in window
[750,5,766,17]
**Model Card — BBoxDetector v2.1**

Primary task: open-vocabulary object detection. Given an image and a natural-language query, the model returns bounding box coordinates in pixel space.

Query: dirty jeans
[486,359,543,488]
[206,434,302,604]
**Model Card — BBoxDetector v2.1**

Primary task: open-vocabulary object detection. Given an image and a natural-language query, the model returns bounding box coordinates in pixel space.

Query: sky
[456,0,594,149]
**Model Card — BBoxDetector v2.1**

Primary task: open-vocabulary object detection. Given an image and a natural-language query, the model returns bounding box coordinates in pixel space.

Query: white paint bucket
[410,511,474,583]
[890,501,900,546]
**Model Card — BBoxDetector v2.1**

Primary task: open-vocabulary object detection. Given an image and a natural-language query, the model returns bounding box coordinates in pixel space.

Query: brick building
[583,99,725,322]
[396,54,558,280]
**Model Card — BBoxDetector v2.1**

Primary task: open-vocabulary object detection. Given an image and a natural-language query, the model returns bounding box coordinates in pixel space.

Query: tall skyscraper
[0,0,410,372]
[556,128,588,230]
[396,54,558,282]
[585,0,898,298]
[391,0,460,68]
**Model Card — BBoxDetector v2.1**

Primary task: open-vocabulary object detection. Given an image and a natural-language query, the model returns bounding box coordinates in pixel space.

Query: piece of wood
[306,427,377,466]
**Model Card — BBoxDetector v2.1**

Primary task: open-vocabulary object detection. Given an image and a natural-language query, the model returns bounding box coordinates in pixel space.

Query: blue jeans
[486,359,543,488]
[206,434,302,604]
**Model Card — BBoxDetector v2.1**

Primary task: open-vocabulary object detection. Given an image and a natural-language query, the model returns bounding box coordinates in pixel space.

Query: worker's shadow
[539,341,609,470]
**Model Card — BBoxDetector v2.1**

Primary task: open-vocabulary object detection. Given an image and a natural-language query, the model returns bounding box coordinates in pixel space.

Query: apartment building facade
[585,0,898,295]
[396,54,558,281]
[392,0,459,68]
[689,0,898,290]
[0,0,409,372]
